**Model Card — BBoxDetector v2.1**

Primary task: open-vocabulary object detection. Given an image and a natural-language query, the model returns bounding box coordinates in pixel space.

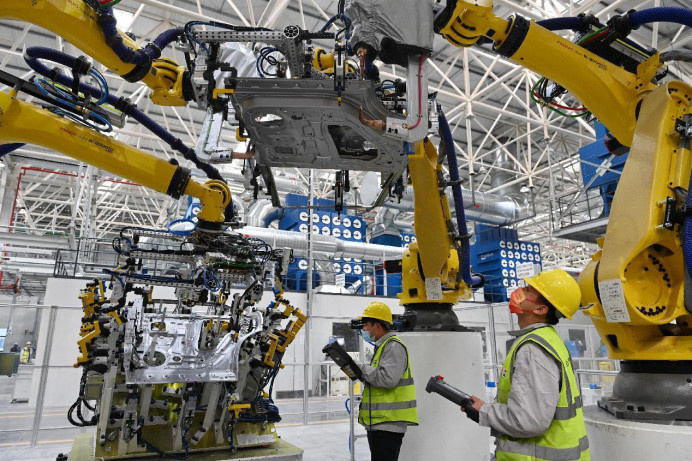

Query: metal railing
[550,178,619,230]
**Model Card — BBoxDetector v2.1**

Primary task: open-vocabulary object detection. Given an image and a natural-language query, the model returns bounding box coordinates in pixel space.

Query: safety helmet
[360,301,393,325]
[524,269,581,319]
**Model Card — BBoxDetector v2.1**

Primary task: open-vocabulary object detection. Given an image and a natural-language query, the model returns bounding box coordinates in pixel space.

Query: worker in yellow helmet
[462,269,590,460]
[354,301,418,461]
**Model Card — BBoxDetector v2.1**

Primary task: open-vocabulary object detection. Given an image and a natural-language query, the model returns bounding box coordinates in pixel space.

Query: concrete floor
[0,421,371,461]
[0,370,371,461]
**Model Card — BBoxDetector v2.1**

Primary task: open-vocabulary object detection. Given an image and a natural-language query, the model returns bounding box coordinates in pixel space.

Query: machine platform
[67,433,303,461]
[584,405,692,460]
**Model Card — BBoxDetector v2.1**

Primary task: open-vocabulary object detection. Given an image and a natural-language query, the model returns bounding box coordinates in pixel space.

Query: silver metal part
[195,28,306,79]
[124,311,263,384]
[231,78,407,174]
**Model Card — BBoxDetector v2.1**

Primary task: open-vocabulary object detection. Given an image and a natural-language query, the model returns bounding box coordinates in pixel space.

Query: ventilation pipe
[383,186,530,226]
[371,208,401,240]
[246,199,284,227]
[491,138,524,197]
[239,226,403,261]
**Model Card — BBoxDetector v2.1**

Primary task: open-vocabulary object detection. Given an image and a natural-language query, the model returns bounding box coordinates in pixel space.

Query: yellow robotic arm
[436,1,692,419]
[436,0,657,147]
[1,0,189,106]
[400,138,470,310]
[0,89,229,224]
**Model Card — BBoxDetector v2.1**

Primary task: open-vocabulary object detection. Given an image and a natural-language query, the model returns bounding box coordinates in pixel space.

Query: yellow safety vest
[496,326,590,461]
[21,348,30,364]
[358,335,419,427]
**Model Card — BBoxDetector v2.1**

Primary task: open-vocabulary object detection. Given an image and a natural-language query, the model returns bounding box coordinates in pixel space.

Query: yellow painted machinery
[1,0,190,106]
[2,0,692,436]
[68,226,305,458]
[433,0,692,420]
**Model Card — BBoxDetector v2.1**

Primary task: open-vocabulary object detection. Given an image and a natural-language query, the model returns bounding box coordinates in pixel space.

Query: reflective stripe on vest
[358,335,419,427]
[360,400,417,411]
[509,333,583,422]
[497,326,590,461]
[497,435,589,461]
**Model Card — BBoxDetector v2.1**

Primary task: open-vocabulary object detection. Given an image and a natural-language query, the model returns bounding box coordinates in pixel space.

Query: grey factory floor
[0,422,370,461]
[0,369,371,461]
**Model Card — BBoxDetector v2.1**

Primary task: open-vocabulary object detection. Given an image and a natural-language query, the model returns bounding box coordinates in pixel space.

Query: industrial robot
[1,0,691,458]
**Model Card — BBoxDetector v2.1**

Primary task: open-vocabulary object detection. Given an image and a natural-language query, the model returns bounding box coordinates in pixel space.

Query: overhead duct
[245,199,284,228]
[491,138,523,197]
[383,186,530,226]
[371,208,401,239]
[239,226,403,261]
[224,169,309,195]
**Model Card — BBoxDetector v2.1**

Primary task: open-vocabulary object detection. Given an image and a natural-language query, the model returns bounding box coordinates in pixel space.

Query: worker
[9,343,20,353]
[356,301,418,461]
[462,269,590,460]
[20,342,32,364]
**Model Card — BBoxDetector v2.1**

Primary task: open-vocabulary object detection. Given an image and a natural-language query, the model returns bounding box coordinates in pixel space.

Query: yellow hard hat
[524,269,581,319]
[360,301,393,325]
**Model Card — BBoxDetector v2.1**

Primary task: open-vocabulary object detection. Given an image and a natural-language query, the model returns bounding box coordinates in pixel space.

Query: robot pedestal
[584,406,692,460]
[398,331,491,461]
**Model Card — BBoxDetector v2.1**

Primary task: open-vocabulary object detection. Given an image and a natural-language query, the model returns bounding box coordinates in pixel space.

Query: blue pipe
[537,7,692,32]
[0,143,25,158]
[537,17,586,32]
[438,108,482,288]
[320,14,352,40]
[23,47,227,187]
[685,175,692,286]
[98,7,180,66]
[152,27,183,53]
[629,7,692,29]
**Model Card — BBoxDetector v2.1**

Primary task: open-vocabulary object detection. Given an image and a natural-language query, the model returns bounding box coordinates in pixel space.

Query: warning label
[598,279,631,323]
[425,277,443,301]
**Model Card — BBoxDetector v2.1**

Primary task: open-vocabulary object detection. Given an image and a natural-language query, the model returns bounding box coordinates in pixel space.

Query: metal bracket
[660,196,692,230]
[675,114,692,149]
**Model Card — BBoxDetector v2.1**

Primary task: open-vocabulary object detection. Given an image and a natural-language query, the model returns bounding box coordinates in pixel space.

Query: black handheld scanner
[322,341,363,381]
[425,375,480,423]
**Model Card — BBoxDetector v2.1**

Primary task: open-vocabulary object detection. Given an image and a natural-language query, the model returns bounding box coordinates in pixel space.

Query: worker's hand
[470,395,485,411]
[460,395,485,414]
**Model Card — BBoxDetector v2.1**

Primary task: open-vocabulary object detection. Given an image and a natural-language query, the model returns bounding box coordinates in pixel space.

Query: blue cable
[319,14,352,40]
[256,47,281,78]
[103,271,125,287]
[33,78,77,108]
[345,398,352,453]
[184,21,211,56]
[24,47,228,186]
[33,77,112,132]
[168,218,197,235]
[203,266,221,293]
[89,69,109,105]
[50,107,112,132]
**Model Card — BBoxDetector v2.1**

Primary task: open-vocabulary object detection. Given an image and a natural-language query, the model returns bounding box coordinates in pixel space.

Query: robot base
[65,433,303,461]
[398,330,491,461]
[584,406,692,461]
[598,361,692,421]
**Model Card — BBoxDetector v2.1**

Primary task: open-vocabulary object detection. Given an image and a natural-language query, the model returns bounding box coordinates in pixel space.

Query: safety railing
[550,177,619,230]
